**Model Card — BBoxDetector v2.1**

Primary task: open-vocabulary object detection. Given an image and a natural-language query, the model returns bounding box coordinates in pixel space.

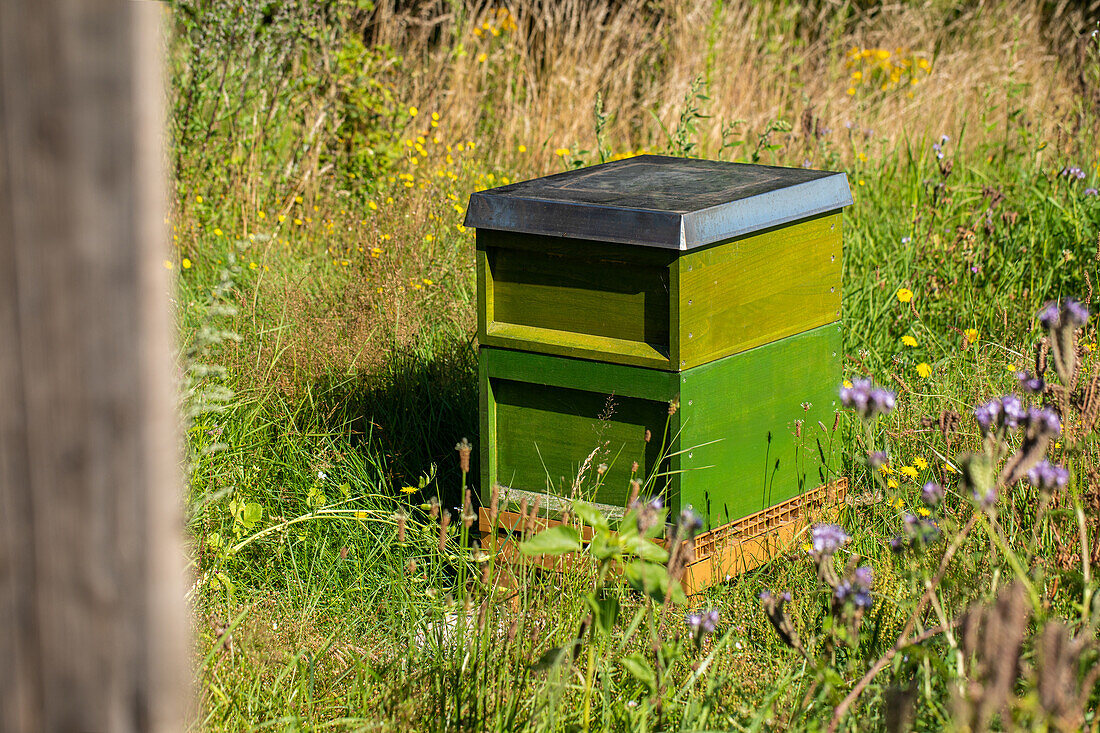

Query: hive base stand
[478,478,847,594]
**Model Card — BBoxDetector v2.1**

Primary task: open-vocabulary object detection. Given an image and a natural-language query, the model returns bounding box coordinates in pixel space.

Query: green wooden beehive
[465,155,852,530]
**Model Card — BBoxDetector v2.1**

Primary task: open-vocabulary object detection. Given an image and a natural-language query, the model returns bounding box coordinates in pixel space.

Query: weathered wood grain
[0,1,187,730]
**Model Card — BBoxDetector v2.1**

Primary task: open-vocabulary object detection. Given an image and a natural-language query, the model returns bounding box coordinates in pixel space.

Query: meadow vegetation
[171,0,1100,729]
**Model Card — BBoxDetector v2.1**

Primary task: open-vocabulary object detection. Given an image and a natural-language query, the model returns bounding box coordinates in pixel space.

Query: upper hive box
[465,155,853,370]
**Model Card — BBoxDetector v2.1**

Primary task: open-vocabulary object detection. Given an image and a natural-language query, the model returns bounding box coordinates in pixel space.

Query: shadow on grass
[307,335,480,512]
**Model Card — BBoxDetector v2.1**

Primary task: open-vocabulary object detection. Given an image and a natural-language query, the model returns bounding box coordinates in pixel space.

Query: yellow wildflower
[900,465,919,479]
[213,227,223,237]
[1006,363,1017,372]
[518,144,527,153]
[896,287,914,303]
[880,464,894,476]
[257,210,266,220]
[477,52,487,63]
[843,379,853,389]
[277,214,286,223]
[888,480,900,490]
[917,507,931,517]
[368,201,378,211]
[555,147,570,157]
[408,106,418,117]
[293,218,303,226]
[914,457,928,470]
[195,195,203,204]
[181,258,192,270]
[163,260,173,270]
[423,278,433,286]
[400,486,417,494]
[249,262,258,270]
[858,152,867,162]
[964,328,979,343]
[901,335,918,347]
[916,362,932,378]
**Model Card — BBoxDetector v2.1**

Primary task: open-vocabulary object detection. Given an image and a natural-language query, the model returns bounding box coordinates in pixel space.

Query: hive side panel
[677,323,842,529]
[677,213,842,369]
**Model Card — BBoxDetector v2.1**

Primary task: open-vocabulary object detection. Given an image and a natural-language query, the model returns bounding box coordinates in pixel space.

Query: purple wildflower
[1025,406,1062,437]
[972,485,998,508]
[631,496,664,535]
[679,508,703,534]
[1039,301,1062,329]
[839,378,896,420]
[900,513,943,547]
[1060,165,1086,181]
[920,481,944,507]
[867,450,889,468]
[686,609,720,645]
[810,523,850,557]
[1064,299,1089,328]
[1001,395,1026,428]
[833,564,874,610]
[1085,188,1098,196]
[901,236,911,245]
[974,395,1026,434]
[1015,370,1044,394]
[1027,460,1069,493]
[974,399,1001,434]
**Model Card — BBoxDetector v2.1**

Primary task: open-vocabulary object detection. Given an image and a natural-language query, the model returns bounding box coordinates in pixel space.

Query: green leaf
[571,502,609,531]
[622,534,668,563]
[519,526,581,557]
[242,502,263,528]
[588,531,620,561]
[624,561,686,605]
[620,652,656,689]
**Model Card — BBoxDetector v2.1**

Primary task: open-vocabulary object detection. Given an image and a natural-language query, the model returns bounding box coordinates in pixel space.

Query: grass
[172,0,1100,729]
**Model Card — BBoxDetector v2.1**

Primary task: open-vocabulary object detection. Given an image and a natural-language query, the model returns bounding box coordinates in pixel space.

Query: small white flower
[318,471,327,480]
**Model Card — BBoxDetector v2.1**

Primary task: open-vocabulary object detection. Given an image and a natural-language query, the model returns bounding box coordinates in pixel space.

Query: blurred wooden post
[0,1,187,730]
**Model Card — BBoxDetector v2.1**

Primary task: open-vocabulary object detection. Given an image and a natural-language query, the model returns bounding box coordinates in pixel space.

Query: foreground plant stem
[827,512,979,731]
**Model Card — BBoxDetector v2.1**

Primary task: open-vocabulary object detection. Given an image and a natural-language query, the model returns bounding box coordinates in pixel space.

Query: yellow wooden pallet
[479,478,847,593]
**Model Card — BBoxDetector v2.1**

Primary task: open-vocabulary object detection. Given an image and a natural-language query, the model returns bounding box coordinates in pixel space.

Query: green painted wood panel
[478,229,676,369]
[492,379,668,510]
[677,322,842,530]
[676,213,842,369]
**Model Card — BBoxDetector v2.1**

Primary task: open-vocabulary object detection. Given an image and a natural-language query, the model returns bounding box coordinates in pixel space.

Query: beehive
[465,155,852,540]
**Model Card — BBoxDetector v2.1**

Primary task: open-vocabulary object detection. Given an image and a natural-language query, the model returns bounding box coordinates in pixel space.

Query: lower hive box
[479,321,843,535]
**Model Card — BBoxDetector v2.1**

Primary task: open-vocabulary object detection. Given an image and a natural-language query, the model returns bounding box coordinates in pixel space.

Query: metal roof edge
[463,191,686,248]
[682,172,853,248]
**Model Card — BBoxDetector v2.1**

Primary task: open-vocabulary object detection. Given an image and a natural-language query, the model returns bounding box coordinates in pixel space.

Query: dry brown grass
[373,0,1090,169]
